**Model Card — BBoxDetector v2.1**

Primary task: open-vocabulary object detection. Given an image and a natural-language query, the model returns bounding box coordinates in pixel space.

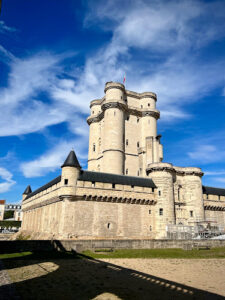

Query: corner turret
[61,150,81,194]
[22,185,32,201]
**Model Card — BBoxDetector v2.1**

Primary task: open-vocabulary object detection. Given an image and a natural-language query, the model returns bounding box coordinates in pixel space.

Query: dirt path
[101,258,225,297]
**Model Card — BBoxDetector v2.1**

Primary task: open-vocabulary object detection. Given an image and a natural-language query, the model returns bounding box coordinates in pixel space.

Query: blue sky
[0,0,225,204]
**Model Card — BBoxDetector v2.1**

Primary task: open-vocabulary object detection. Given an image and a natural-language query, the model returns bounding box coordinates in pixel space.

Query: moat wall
[1,239,225,253]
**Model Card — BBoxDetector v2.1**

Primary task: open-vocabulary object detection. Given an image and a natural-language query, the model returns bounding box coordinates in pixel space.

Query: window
[141,105,143,108]
[92,181,95,187]
[93,143,96,152]
[159,208,163,216]
[190,210,193,217]
[137,171,139,176]
[107,223,111,229]
[64,179,68,185]
[112,183,115,188]
[114,111,116,116]
[218,195,220,200]
[152,188,155,193]
[126,169,128,175]
[149,210,151,214]
[158,190,161,196]
[206,194,209,199]
[137,142,139,147]
[92,111,94,114]
[127,116,129,121]
[137,118,139,123]
[148,103,150,107]
[131,185,134,188]
[149,225,152,231]
[126,139,128,146]
[121,96,123,99]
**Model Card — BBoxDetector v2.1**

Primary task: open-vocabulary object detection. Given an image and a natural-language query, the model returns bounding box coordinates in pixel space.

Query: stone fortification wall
[1,239,225,253]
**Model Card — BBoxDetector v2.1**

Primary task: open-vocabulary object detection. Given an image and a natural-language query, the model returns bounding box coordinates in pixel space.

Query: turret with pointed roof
[22,185,32,200]
[61,150,81,169]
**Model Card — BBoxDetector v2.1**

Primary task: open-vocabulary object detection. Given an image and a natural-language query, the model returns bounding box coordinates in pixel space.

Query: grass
[82,247,225,259]
[0,247,225,260]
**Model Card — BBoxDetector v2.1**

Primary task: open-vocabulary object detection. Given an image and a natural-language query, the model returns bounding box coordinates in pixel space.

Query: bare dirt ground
[4,258,225,299]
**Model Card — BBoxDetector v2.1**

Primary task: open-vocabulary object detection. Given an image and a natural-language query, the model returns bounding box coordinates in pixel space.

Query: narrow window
[107,223,111,229]
[218,195,220,200]
[141,105,143,108]
[159,208,163,216]
[64,179,68,185]
[92,111,94,114]
[149,225,152,231]
[152,188,155,193]
[137,141,140,147]
[158,190,161,196]
[112,183,115,189]
[190,210,193,217]
[206,194,209,199]
[137,118,139,123]
[127,116,129,121]
[137,171,139,176]
[149,210,151,214]
[131,185,134,188]
[114,111,116,116]
[148,103,150,107]
[121,96,123,99]
[126,139,128,146]
[126,169,128,175]
[93,143,96,152]
[92,181,95,187]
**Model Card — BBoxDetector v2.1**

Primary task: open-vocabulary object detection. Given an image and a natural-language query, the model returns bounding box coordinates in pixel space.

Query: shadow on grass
[0,242,224,300]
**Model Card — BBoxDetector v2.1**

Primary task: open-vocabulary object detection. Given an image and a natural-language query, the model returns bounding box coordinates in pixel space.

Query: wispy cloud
[0,167,16,193]
[0,21,17,34]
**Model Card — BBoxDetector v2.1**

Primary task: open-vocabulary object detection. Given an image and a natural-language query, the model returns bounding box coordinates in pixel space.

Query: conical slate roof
[23,185,32,195]
[61,150,81,168]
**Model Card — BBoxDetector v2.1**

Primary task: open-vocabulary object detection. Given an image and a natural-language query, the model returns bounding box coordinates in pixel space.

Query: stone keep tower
[87,82,163,177]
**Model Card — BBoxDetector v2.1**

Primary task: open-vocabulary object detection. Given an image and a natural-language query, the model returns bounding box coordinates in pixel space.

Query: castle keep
[21,82,225,239]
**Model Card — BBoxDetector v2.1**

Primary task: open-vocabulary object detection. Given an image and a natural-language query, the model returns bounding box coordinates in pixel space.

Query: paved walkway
[0,260,19,300]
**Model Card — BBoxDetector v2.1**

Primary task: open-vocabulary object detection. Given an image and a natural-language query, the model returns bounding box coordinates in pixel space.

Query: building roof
[203,186,225,196]
[23,185,32,195]
[61,150,81,168]
[25,176,61,200]
[0,200,5,205]
[78,170,157,188]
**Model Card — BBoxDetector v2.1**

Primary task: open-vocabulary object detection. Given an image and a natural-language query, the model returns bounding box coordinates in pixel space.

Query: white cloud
[188,145,225,164]
[0,167,16,193]
[0,21,17,33]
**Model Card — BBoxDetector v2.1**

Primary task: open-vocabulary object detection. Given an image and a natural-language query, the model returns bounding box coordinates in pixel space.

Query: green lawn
[0,247,225,261]
[82,247,225,259]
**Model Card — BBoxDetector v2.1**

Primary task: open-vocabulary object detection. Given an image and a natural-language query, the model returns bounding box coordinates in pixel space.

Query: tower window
[107,223,111,229]
[127,116,129,121]
[149,210,151,214]
[148,103,150,107]
[137,171,139,176]
[159,208,163,216]
[92,181,95,187]
[206,194,209,199]
[141,105,143,108]
[137,142,139,147]
[93,144,96,152]
[158,190,161,196]
[126,169,128,175]
[152,188,155,193]
[64,179,68,185]
[131,185,134,188]
[114,111,116,116]
[190,210,193,217]
[126,139,128,146]
[137,118,139,123]
[92,111,94,114]
[112,183,115,189]
[149,225,152,231]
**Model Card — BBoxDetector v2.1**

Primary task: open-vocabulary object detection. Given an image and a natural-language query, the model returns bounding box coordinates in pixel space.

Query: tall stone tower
[87,82,163,176]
